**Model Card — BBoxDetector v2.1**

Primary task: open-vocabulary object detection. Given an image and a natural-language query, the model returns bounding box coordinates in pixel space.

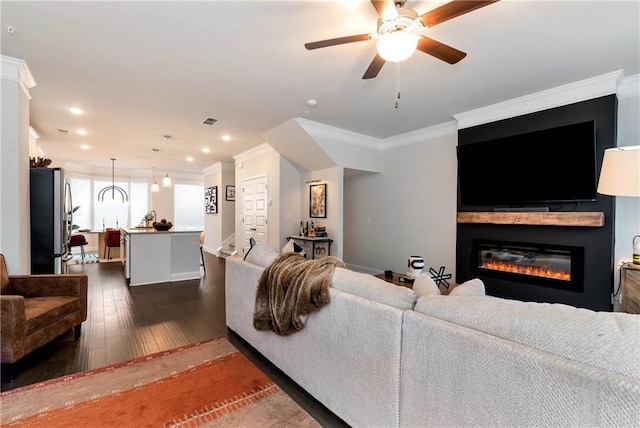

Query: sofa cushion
[448,278,485,296]
[414,295,640,379]
[412,274,440,298]
[24,296,82,335]
[281,239,306,257]
[243,243,279,267]
[331,267,416,310]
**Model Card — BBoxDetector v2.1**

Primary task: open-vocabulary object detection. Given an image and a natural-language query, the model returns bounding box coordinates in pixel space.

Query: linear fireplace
[471,240,585,293]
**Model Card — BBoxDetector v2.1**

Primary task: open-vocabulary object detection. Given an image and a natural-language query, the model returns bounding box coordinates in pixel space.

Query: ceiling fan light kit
[305,0,499,79]
[377,31,418,62]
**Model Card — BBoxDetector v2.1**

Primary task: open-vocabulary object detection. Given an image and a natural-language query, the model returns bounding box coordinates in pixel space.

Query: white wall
[279,156,303,248]
[203,162,235,253]
[615,93,640,269]
[233,144,282,256]
[1,56,35,273]
[301,167,342,259]
[221,165,236,247]
[344,131,458,275]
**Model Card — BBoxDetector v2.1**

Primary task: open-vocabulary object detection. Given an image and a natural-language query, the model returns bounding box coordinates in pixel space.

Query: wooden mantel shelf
[457,211,605,227]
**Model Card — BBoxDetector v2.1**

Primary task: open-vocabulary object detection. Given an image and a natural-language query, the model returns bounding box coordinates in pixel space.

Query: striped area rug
[66,252,100,266]
[1,338,319,427]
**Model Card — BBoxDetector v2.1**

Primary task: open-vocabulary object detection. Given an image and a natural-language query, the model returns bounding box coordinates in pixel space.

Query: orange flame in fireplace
[481,261,570,281]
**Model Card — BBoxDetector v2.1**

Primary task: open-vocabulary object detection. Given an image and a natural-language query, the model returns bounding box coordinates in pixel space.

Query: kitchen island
[121,228,202,286]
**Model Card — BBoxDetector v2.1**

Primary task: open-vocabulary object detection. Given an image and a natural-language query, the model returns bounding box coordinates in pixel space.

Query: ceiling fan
[304,0,499,79]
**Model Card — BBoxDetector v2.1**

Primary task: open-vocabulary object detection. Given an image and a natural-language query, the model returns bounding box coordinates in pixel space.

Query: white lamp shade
[376,32,418,62]
[597,145,640,197]
[162,173,172,187]
[151,181,160,193]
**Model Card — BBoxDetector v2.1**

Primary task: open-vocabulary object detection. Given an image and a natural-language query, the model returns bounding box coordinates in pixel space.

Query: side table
[621,262,640,314]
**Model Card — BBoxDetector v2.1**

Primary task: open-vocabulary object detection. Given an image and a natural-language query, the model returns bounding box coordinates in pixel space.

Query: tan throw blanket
[253,252,345,336]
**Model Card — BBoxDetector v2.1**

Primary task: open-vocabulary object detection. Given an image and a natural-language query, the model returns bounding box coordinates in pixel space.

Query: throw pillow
[449,278,486,296]
[412,274,441,298]
[281,239,306,257]
[244,242,279,267]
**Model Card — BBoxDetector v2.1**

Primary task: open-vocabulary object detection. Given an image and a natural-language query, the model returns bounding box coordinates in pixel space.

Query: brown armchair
[1,254,88,381]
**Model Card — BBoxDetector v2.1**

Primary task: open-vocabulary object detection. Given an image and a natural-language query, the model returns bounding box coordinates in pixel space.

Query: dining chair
[104,229,121,260]
[68,234,88,260]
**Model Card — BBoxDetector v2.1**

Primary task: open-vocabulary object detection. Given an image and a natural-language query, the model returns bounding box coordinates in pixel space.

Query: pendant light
[162,135,172,188]
[97,158,128,203]
[151,151,160,192]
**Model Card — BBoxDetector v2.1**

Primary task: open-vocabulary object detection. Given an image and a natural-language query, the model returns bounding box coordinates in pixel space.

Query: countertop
[122,227,201,235]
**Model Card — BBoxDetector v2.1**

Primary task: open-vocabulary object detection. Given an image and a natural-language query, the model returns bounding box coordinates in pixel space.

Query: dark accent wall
[456,95,617,311]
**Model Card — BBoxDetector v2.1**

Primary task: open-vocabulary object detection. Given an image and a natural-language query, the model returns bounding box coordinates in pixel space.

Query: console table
[287,235,333,260]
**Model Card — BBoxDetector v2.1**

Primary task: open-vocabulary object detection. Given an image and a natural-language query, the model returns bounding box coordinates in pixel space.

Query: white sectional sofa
[225,254,640,427]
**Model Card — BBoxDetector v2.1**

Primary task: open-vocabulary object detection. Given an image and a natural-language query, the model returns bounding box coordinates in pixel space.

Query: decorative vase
[407,256,425,278]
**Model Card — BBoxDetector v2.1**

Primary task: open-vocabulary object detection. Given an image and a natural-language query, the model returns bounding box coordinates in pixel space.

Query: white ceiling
[2,1,639,174]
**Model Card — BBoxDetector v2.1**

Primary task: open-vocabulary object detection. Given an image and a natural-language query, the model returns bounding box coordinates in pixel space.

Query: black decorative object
[429,266,452,288]
[384,270,393,279]
[205,186,217,214]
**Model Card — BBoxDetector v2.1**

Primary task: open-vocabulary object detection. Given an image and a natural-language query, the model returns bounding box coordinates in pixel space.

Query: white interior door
[242,175,268,255]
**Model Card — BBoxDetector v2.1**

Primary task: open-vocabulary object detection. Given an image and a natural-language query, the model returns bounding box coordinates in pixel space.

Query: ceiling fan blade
[362,54,386,79]
[420,0,499,27]
[305,34,372,50]
[370,0,397,19]
[416,37,467,64]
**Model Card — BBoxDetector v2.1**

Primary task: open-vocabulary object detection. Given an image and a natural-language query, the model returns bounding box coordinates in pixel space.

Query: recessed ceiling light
[75,129,88,136]
[80,144,90,150]
[221,135,231,142]
[186,156,194,162]
[202,147,211,153]
[68,107,84,115]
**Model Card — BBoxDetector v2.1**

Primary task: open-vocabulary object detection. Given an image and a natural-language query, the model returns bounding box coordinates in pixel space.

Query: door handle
[250,228,257,231]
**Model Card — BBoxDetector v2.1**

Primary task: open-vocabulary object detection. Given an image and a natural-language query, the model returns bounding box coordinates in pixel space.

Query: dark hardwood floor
[0,253,348,427]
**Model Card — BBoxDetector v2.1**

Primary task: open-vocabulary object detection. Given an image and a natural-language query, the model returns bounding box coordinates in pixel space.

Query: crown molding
[203,163,222,175]
[454,70,624,129]
[202,161,234,175]
[29,126,41,140]
[379,120,458,150]
[618,74,640,100]
[296,117,380,149]
[1,55,36,99]
[233,142,274,163]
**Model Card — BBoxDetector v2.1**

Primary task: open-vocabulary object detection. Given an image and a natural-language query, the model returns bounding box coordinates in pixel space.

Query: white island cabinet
[122,228,202,286]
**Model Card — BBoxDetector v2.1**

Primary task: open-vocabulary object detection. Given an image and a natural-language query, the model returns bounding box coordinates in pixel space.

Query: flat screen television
[456,120,597,206]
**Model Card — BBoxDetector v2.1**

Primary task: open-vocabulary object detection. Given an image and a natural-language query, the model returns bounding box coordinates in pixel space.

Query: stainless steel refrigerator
[30,167,72,274]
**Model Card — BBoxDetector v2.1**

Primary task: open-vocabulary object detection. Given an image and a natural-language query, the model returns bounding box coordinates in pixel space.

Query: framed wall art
[205,186,218,214]
[309,183,326,218]
[226,185,236,201]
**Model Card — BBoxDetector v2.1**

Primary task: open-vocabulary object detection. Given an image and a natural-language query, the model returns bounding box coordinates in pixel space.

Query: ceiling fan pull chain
[395,62,401,109]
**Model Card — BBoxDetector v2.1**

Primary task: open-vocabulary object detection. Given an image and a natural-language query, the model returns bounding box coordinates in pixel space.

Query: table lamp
[597,145,640,263]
